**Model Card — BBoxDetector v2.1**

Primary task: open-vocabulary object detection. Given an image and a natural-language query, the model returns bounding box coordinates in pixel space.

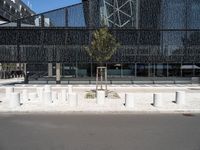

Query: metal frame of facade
[0,0,200,78]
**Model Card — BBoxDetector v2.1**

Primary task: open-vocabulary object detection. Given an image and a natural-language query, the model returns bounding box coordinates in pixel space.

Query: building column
[23,63,27,75]
[16,63,20,70]
[136,0,140,29]
[48,63,53,77]
[121,63,123,77]
[148,63,151,77]
[180,63,183,77]
[24,63,28,84]
[56,63,61,84]
[0,63,2,71]
[193,63,195,77]
[75,63,78,78]
[167,63,169,77]
[135,63,137,77]
[90,62,93,77]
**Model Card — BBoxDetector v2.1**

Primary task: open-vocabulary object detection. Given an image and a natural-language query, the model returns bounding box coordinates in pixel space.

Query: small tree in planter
[85,28,120,93]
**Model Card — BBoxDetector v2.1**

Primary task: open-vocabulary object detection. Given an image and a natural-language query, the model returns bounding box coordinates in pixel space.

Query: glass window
[67,4,86,27]
[182,63,194,77]
[77,63,90,77]
[122,63,135,76]
[43,9,66,27]
[186,31,200,62]
[137,63,149,77]
[187,0,200,29]
[195,63,200,77]
[140,0,161,29]
[155,64,167,77]
[163,31,186,59]
[162,0,186,29]
[168,63,181,77]
[62,63,76,77]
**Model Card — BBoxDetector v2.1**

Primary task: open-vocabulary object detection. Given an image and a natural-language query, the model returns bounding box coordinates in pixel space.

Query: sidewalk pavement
[0,84,200,113]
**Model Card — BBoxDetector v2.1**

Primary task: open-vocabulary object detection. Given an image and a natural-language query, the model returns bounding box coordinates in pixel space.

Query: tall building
[0,0,34,24]
[0,0,200,83]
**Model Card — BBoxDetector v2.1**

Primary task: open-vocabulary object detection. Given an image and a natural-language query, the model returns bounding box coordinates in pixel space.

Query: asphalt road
[0,113,200,150]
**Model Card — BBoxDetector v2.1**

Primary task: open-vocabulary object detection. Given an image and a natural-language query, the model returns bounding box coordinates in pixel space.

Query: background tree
[85,27,120,66]
[85,27,120,91]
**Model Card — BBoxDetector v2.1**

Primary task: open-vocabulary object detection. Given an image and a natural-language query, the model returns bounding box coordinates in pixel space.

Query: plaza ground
[0,83,200,112]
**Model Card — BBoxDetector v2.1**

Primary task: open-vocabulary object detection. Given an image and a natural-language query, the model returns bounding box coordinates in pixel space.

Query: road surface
[0,113,200,150]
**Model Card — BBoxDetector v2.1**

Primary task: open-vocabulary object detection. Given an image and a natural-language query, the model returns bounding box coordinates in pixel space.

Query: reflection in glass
[163,31,186,57]
[168,64,181,77]
[67,4,86,27]
[43,9,65,27]
[187,0,200,29]
[162,0,186,29]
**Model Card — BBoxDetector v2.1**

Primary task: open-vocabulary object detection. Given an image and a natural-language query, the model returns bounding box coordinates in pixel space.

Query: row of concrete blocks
[5,85,76,108]
[125,91,186,108]
[5,86,185,109]
[96,91,185,108]
[5,87,106,108]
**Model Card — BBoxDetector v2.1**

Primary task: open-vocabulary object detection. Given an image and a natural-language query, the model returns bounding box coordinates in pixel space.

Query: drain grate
[188,88,200,90]
[182,113,195,117]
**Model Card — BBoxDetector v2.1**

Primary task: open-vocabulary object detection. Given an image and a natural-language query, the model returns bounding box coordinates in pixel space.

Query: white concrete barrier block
[61,89,67,102]
[6,87,14,100]
[125,93,134,108]
[176,91,185,105]
[44,91,52,104]
[9,93,20,108]
[153,93,162,107]
[52,92,58,103]
[68,85,72,93]
[97,90,105,105]
[69,93,78,107]
[37,87,44,101]
[28,93,38,101]
[21,89,28,103]
[44,85,51,92]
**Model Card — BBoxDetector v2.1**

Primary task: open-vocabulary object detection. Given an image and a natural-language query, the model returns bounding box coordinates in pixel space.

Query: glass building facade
[0,0,200,80]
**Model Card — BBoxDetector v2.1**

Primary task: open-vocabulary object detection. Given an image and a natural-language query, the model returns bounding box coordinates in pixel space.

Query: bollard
[44,85,51,92]
[6,87,14,100]
[37,87,44,101]
[21,89,28,103]
[52,91,58,103]
[44,91,52,104]
[9,93,20,108]
[153,93,162,107]
[97,90,105,105]
[28,93,38,101]
[125,93,134,108]
[61,89,67,102]
[69,93,78,107]
[68,85,72,93]
[176,91,185,105]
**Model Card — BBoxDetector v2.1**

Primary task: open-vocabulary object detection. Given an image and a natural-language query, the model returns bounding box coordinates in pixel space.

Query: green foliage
[1,63,16,71]
[85,28,120,65]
